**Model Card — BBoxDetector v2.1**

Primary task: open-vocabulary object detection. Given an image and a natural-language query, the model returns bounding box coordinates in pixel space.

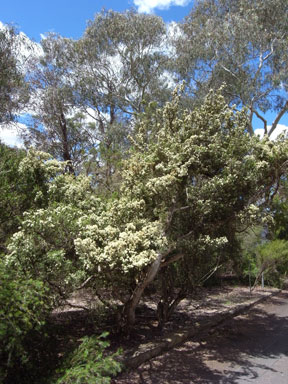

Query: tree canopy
[175,0,288,136]
[0,26,29,123]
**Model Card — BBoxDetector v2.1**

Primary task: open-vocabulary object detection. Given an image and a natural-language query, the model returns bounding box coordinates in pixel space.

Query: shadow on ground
[114,291,288,383]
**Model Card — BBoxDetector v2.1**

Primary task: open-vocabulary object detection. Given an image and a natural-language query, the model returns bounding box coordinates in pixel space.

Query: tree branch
[219,64,238,79]
[251,108,268,135]
[75,276,94,290]
[269,100,288,137]
[197,261,222,285]
[123,247,174,325]
[161,253,184,268]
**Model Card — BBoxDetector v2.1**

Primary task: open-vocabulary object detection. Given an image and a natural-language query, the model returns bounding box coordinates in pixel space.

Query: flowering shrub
[5,88,288,327]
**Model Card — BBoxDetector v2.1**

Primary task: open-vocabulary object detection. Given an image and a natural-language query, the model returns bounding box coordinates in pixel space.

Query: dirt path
[114,290,288,383]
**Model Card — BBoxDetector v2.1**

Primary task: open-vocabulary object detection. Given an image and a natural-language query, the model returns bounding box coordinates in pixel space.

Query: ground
[114,289,288,383]
[6,284,281,383]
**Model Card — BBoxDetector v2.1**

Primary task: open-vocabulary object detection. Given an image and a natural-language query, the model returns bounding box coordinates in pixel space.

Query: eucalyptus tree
[174,0,288,135]
[76,10,170,114]
[68,10,172,186]
[0,25,29,123]
[26,11,172,186]
[25,34,96,174]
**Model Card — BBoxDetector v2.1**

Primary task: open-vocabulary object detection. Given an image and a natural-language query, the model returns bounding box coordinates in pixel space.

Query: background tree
[24,35,94,174]
[26,10,172,187]
[174,0,288,136]
[272,180,288,240]
[72,9,172,187]
[240,227,288,289]
[0,25,29,123]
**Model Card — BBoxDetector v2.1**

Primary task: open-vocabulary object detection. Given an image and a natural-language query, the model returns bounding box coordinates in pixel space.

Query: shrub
[56,332,122,384]
[241,238,288,288]
[0,261,51,381]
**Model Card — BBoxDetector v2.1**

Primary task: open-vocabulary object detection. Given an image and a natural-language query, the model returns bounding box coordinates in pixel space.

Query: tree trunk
[123,252,163,327]
[59,111,74,174]
[157,276,187,330]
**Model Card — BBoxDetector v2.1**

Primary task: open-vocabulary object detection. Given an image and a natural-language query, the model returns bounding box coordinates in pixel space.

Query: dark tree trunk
[59,111,74,174]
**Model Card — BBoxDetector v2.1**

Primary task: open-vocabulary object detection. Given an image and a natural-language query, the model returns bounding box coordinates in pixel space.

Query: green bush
[256,239,288,287]
[56,332,122,384]
[0,261,51,380]
[241,238,288,288]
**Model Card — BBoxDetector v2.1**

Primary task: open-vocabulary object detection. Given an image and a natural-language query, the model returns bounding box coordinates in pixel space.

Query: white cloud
[0,123,26,148]
[254,124,288,140]
[134,0,191,14]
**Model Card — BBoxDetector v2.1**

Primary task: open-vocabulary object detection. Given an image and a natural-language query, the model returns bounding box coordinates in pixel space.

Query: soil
[57,286,277,377]
[51,284,272,352]
[7,284,278,384]
[113,289,288,384]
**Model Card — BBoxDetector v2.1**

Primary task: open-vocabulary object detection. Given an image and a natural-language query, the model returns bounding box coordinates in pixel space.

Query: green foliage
[6,154,100,302]
[240,178,288,288]
[240,224,288,288]
[257,239,288,285]
[272,181,288,240]
[175,0,288,136]
[0,146,66,252]
[56,333,122,384]
[0,143,26,250]
[0,26,29,122]
[0,261,51,380]
[243,239,288,288]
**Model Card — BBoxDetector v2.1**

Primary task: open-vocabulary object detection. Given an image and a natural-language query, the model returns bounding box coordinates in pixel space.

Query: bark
[59,111,74,174]
[269,100,288,137]
[157,287,187,329]
[123,252,164,327]
[251,108,268,135]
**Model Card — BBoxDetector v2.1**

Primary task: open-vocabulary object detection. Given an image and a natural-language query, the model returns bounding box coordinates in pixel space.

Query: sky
[0,0,193,42]
[0,0,287,146]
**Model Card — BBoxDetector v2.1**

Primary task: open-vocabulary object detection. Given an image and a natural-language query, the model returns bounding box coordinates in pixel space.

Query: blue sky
[1,0,193,42]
